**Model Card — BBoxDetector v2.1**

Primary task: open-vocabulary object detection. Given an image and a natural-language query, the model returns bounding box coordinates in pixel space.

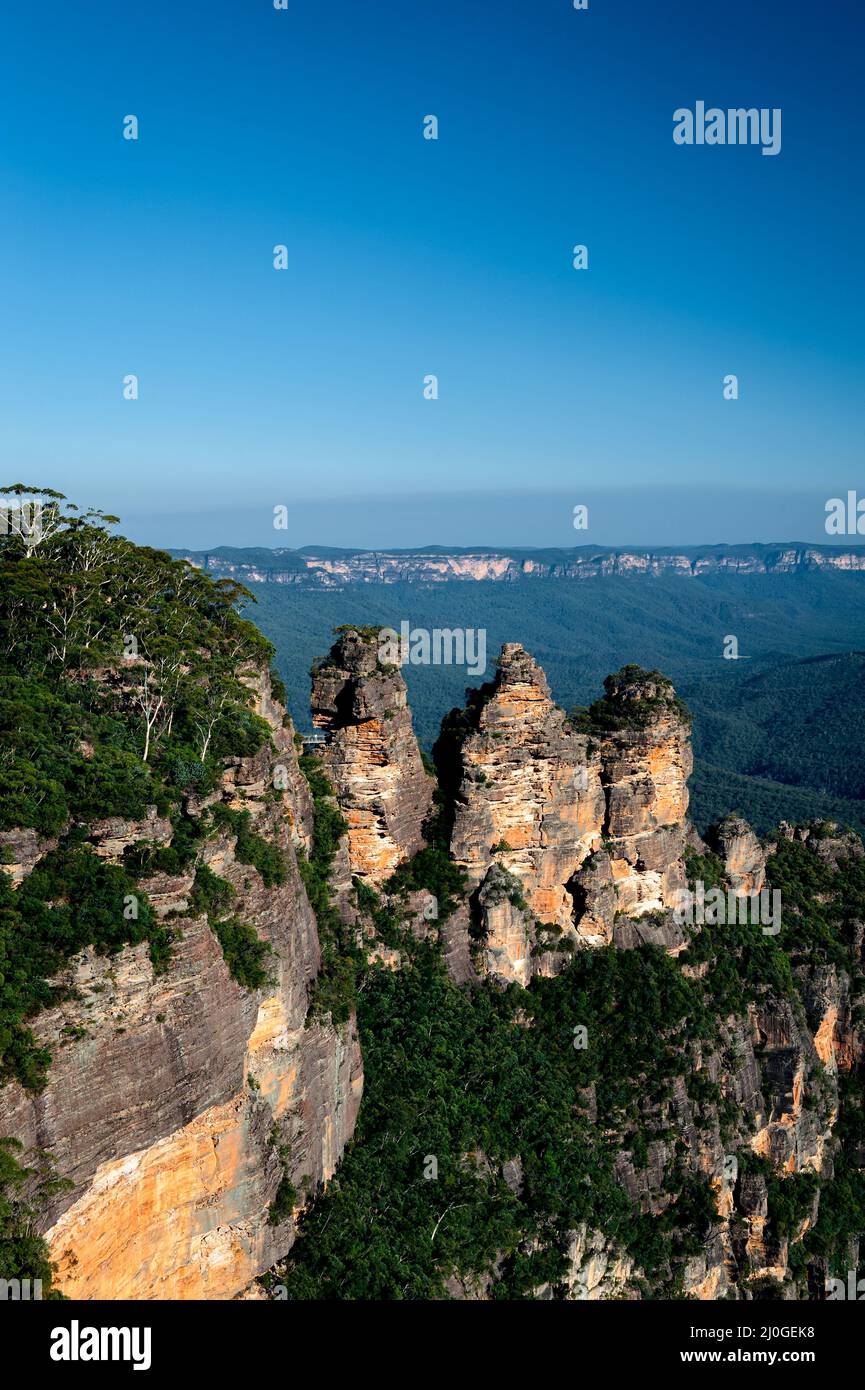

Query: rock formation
[712,816,767,896]
[447,644,604,919]
[441,648,692,979]
[595,665,692,920]
[310,627,433,886]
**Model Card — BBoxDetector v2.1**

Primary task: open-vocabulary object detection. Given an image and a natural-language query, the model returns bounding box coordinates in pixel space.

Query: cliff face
[426,652,862,1302]
[176,543,865,587]
[610,980,852,1298]
[310,628,433,885]
[0,674,362,1300]
[443,648,692,980]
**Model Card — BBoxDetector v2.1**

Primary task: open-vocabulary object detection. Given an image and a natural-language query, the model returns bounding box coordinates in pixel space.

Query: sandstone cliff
[176,542,865,588]
[0,672,362,1300]
[596,665,692,921]
[4,578,863,1304]
[440,649,692,981]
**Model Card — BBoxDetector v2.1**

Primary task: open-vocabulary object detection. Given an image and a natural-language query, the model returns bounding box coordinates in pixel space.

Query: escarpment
[177,541,865,588]
[0,671,362,1300]
[325,643,862,1301]
[310,627,433,886]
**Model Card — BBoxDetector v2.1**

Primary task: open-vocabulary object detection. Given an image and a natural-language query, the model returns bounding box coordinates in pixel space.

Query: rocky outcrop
[777,820,865,867]
[476,864,535,987]
[0,672,362,1300]
[310,628,433,885]
[558,1226,641,1301]
[597,667,692,919]
[528,1226,642,1301]
[0,826,60,886]
[442,649,692,980]
[712,816,767,896]
[445,644,605,972]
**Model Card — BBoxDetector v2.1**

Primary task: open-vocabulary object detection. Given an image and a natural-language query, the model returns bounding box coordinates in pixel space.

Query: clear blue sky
[0,0,862,548]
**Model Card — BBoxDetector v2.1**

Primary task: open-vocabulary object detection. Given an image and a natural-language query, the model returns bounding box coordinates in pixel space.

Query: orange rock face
[714,816,767,896]
[0,671,363,1301]
[47,1096,282,1301]
[448,645,605,950]
[443,649,694,980]
[311,629,433,885]
[595,667,693,920]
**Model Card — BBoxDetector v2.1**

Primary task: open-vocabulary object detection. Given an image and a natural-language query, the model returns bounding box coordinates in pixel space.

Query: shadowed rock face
[310,628,433,885]
[0,672,363,1301]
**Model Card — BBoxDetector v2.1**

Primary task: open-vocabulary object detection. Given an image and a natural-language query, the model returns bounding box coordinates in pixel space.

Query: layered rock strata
[597,667,692,919]
[177,543,865,588]
[444,645,605,979]
[0,673,362,1300]
[442,648,692,979]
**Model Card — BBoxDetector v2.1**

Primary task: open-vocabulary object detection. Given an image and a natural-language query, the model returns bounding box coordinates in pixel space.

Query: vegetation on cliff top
[0,487,274,836]
[0,488,282,1087]
[572,663,692,734]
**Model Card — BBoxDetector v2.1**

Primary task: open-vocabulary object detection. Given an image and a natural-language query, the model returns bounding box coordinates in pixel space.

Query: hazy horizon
[115,484,859,552]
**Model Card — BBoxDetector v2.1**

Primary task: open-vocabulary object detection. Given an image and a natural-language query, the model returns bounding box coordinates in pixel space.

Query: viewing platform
[301,730,331,756]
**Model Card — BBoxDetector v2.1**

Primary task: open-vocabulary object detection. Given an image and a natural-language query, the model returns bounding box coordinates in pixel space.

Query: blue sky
[0,0,862,548]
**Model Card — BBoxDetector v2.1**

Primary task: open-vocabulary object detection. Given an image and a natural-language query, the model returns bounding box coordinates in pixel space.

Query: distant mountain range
[172,542,865,586]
